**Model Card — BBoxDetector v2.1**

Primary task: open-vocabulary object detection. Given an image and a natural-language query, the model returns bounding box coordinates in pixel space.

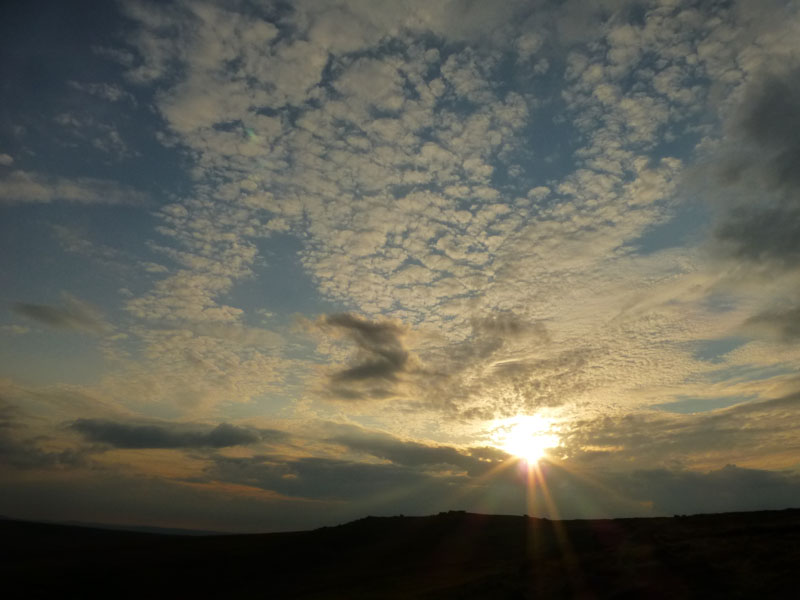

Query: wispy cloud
[561,391,800,471]
[12,294,111,335]
[67,81,137,104]
[0,170,146,205]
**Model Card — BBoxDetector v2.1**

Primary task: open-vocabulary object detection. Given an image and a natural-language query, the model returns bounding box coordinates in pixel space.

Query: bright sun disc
[492,415,559,464]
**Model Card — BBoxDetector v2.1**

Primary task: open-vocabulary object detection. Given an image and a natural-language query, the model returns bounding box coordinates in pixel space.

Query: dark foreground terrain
[3,509,799,599]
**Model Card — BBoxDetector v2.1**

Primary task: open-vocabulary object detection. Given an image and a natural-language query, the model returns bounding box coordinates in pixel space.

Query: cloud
[561,392,800,471]
[70,419,282,449]
[116,0,538,338]
[95,323,295,413]
[313,309,599,418]
[3,449,798,533]
[206,448,800,519]
[323,314,410,383]
[312,313,424,403]
[618,465,800,515]
[11,295,111,335]
[744,306,800,341]
[737,67,800,192]
[67,81,136,104]
[0,399,88,470]
[333,57,406,112]
[0,170,146,205]
[92,45,136,67]
[716,204,800,267]
[50,224,144,280]
[315,312,564,415]
[713,66,800,267]
[207,453,455,503]
[0,433,88,470]
[0,379,135,427]
[52,112,134,159]
[325,422,505,476]
[0,153,13,166]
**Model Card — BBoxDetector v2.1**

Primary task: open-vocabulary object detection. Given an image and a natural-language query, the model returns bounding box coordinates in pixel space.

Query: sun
[491,414,560,464]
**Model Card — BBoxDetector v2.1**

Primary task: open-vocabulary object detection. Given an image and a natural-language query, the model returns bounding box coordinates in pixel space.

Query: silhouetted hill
[3,509,799,598]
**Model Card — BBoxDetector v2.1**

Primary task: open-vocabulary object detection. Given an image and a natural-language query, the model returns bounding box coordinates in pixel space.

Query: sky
[1,0,800,533]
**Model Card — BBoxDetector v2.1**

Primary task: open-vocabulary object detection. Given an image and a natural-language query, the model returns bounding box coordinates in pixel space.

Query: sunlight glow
[491,414,560,464]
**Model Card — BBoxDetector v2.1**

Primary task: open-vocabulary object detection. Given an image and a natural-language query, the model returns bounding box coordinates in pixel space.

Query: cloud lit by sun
[491,415,561,465]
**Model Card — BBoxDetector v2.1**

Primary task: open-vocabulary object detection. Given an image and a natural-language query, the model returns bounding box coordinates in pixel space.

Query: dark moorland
[3,509,799,599]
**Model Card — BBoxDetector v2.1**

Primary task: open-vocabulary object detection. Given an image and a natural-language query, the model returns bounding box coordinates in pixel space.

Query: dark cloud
[0,435,88,470]
[11,295,109,334]
[744,306,800,341]
[318,313,417,402]
[70,419,281,449]
[326,423,506,476]
[209,454,442,502]
[323,313,409,382]
[738,68,800,191]
[0,399,87,470]
[618,465,800,515]
[716,203,800,266]
[335,433,467,467]
[715,67,800,266]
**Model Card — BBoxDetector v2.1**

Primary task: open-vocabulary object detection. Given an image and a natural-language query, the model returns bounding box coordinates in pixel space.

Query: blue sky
[2,0,800,532]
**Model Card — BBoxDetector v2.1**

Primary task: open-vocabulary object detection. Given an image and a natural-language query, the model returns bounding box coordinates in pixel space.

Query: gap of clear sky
[1,0,799,532]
